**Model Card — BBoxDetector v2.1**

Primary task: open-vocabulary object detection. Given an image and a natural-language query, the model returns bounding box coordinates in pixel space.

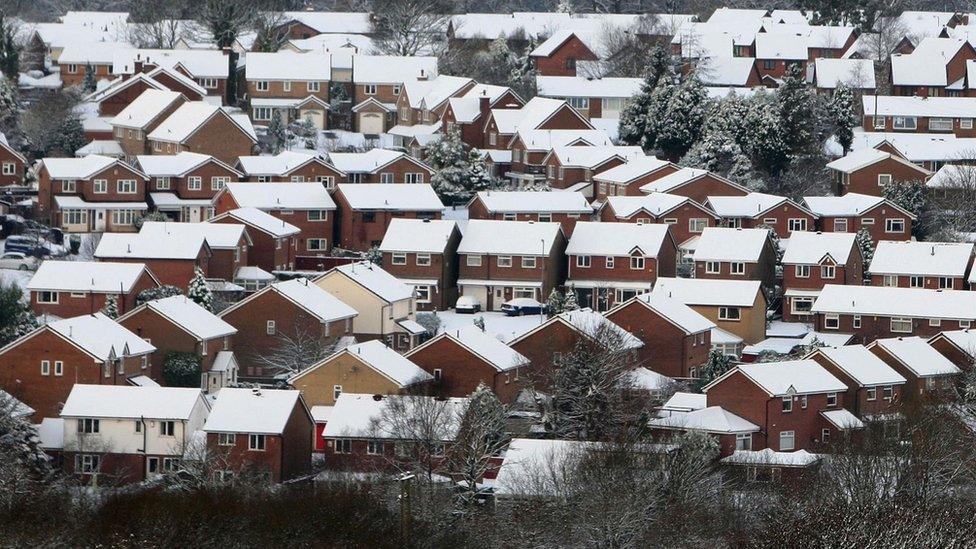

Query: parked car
[455,295,482,314]
[4,236,48,257]
[501,298,545,316]
[0,251,35,270]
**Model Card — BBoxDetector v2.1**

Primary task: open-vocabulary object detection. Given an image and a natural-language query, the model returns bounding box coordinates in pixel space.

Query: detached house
[636,167,749,203]
[467,191,593,236]
[803,193,915,245]
[456,220,566,311]
[529,30,599,77]
[289,340,433,407]
[0,313,156,419]
[394,74,474,128]
[867,336,961,400]
[378,218,461,311]
[705,192,817,237]
[653,277,768,343]
[27,261,159,319]
[138,221,250,282]
[110,89,188,159]
[482,97,593,152]
[806,345,906,418]
[328,149,434,184]
[888,37,976,97]
[542,146,644,191]
[236,151,344,185]
[245,51,331,127]
[94,232,211,288]
[209,208,300,272]
[147,102,257,164]
[826,147,932,196]
[868,241,974,290]
[536,76,643,119]
[442,84,524,148]
[591,157,678,200]
[351,55,439,133]
[135,152,243,222]
[565,221,677,311]
[332,183,444,251]
[599,193,719,247]
[692,227,777,289]
[0,133,26,187]
[781,232,862,322]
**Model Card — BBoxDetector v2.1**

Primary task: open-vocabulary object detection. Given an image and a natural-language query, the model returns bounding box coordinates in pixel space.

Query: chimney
[479,93,490,120]
[418,69,428,81]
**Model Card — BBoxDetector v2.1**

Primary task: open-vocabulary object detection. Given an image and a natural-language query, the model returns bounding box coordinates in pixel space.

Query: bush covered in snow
[162,351,201,388]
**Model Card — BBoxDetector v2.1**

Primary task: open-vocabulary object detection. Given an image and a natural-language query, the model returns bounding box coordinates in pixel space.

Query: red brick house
[209,208,299,272]
[110,89,188,159]
[350,54,439,116]
[605,292,716,379]
[867,336,961,401]
[333,183,444,252]
[529,31,599,77]
[394,74,474,128]
[536,76,644,120]
[117,295,237,389]
[328,149,434,184]
[26,261,160,319]
[85,69,207,118]
[94,232,212,289]
[648,395,760,457]
[0,133,26,187]
[506,128,614,185]
[636,166,750,203]
[541,146,643,191]
[706,192,818,238]
[442,84,524,148]
[467,190,593,236]
[805,345,907,418]
[693,227,777,289]
[591,157,679,200]
[244,51,331,127]
[867,241,973,290]
[135,152,243,222]
[456,220,566,311]
[565,221,677,311]
[406,325,529,403]
[928,329,976,371]
[888,38,976,97]
[219,278,357,380]
[215,182,337,258]
[653,277,769,344]
[137,221,250,283]
[826,146,932,196]
[0,313,156,419]
[780,232,862,322]
[378,218,461,311]
[803,193,915,245]
[236,151,344,185]
[599,193,719,248]
[204,388,314,483]
[863,95,976,137]
[754,32,809,81]
[481,97,593,152]
[146,102,257,165]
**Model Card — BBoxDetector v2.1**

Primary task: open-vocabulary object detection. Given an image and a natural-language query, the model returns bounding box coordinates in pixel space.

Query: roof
[490,97,589,134]
[803,192,911,218]
[698,57,759,87]
[315,340,431,386]
[868,241,973,277]
[210,207,300,237]
[222,182,336,210]
[821,408,865,429]
[282,11,372,34]
[322,393,466,440]
[139,221,248,249]
[404,74,473,110]
[266,278,358,322]
[204,388,303,435]
[714,359,848,396]
[530,30,591,57]
[546,146,644,168]
[706,192,795,218]
[535,76,643,98]
[639,167,745,195]
[137,295,236,340]
[246,51,331,81]
[61,384,204,420]
[872,336,962,377]
[890,53,948,86]
[604,192,703,218]
[45,313,155,361]
[648,406,760,433]
[136,152,238,177]
[811,345,907,386]
[722,448,820,467]
[928,164,976,189]
[551,308,643,350]
[825,147,928,176]
[327,148,414,173]
[621,367,673,391]
[493,438,587,497]
[931,329,976,357]
[41,155,120,180]
[36,418,64,450]
[755,32,809,60]
[336,184,444,211]
[147,102,257,143]
[631,292,716,334]
[412,325,527,372]
[95,232,207,260]
[457,220,562,255]
[113,49,230,78]
[328,261,416,302]
[653,277,762,307]
[236,151,329,176]
[846,131,976,163]
[110,89,184,129]
[566,221,670,257]
[661,391,708,412]
[692,227,770,262]
[781,231,856,265]
[813,58,876,89]
[473,191,592,214]
[515,129,613,150]
[352,55,438,84]
[27,261,152,293]
[378,218,457,253]
[813,284,976,320]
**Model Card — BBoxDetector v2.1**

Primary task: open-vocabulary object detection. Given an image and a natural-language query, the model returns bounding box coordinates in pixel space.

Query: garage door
[359,113,384,134]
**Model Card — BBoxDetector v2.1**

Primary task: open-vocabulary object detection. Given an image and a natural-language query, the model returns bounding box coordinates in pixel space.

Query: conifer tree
[187,268,214,312]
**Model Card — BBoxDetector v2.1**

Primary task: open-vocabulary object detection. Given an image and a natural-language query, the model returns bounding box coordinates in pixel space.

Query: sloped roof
[724,359,848,396]
[139,295,236,340]
[536,75,643,98]
[136,152,238,177]
[110,89,184,129]
[246,51,331,80]
[693,227,770,262]
[868,241,973,277]
[566,221,670,257]
[653,277,762,307]
[632,292,716,334]
[204,388,303,435]
[352,55,438,84]
[236,150,327,176]
[474,190,592,214]
[802,193,901,217]
[781,231,856,265]
[329,261,416,302]
[811,345,907,386]
[41,155,120,179]
[457,220,562,255]
[139,220,248,249]
[148,102,257,143]
[47,313,155,361]
[811,284,976,320]
[872,336,962,377]
[270,278,358,322]
[223,182,337,210]
[648,406,760,433]
[411,325,527,372]
[95,232,207,260]
[210,207,300,238]
[336,184,444,211]
[706,191,792,218]
[61,385,204,420]
[605,192,701,218]
[379,218,457,253]
[27,261,152,293]
[322,393,466,440]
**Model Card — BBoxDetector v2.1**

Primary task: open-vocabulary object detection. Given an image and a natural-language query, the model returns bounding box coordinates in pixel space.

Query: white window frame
[877,174,892,187]
[392,252,407,265]
[41,360,50,376]
[630,255,645,270]
[188,176,202,190]
[255,81,269,92]
[521,256,536,268]
[824,314,840,330]
[718,307,740,321]
[308,81,320,92]
[821,265,836,279]
[497,255,512,268]
[730,262,745,275]
[788,218,807,232]
[705,261,721,274]
[248,434,266,451]
[466,254,482,267]
[890,317,913,333]
[885,218,905,233]
[892,116,917,130]
[364,84,377,95]
[266,320,276,335]
[795,265,810,278]
[576,255,591,268]
[779,430,795,451]
[218,433,236,446]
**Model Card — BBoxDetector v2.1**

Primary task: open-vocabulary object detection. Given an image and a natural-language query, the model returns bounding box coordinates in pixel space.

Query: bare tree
[253,326,343,377]
[370,0,450,56]
[370,392,466,482]
[125,0,195,49]
[444,383,508,506]
[924,160,976,240]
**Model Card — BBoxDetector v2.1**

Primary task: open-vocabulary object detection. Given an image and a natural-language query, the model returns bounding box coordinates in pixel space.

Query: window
[255,81,269,91]
[822,428,831,442]
[76,454,100,474]
[89,178,108,194]
[405,173,424,184]
[705,261,721,274]
[248,434,266,451]
[735,433,752,451]
[821,265,836,279]
[763,59,774,70]
[502,213,517,221]
[860,218,875,226]
[392,85,401,95]
[929,117,953,131]
[788,218,807,232]
[514,287,536,299]
[909,276,924,288]
[824,314,840,329]
[335,439,352,453]
[201,78,218,89]
[497,256,512,267]
[280,81,291,92]
[883,275,897,287]
[78,418,99,434]
[962,320,972,329]
[466,254,482,267]
[877,174,892,187]
[392,252,407,265]
[364,84,377,95]
[433,368,442,380]
[266,320,276,335]
[111,210,136,226]
[883,386,893,401]
[41,360,50,376]
[188,176,202,190]
[890,317,913,333]
[763,218,777,226]
[853,315,861,328]
[361,212,375,223]
[779,430,795,451]
[1,162,14,175]
[488,132,497,146]
[892,116,917,130]
[605,256,615,268]
[565,57,577,70]
[218,433,236,446]
[155,177,170,190]
[782,396,793,412]
[366,441,383,455]
[873,116,886,129]
[160,421,175,436]
[253,107,272,121]
[791,297,815,315]
[730,262,745,275]
[61,180,76,193]
[115,179,136,194]
[826,393,837,407]
[162,458,180,472]
[37,291,58,304]
[211,176,229,190]
[316,176,335,189]
[333,385,342,400]
[307,210,328,222]
[307,238,328,251]
[795,265,810,278]
[567,97,589,110]
[576,255,591,268]
[521,256,536,268]
[67,64,78,73]
[379,172,394,183]
[939,277,953,289]
[963,118,974,129]
[885,218,905,233]
[718,307,740,320]
[800,395,808,409]
[54,361,63,376]
[414,285,431,303]
[867,387,877,401]
[630,255,645,270]
[834,218,848,232]
[538,213,551,223]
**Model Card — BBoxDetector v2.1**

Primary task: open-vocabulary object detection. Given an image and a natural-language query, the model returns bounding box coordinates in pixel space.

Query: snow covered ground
[434,310,546,343]
[0,268,32,290]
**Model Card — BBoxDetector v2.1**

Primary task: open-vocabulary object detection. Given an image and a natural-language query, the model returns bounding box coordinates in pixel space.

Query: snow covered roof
[490,97,587,134]
[932,329,976,358]
[148,102,257,143]
[547,146,644,168]
[323,393,466,440]
[706,192,795,218]
[515,129,614,150]
[847,131,976,163]
[927,164,976,189]
[95,232,207,260]
[648,406,760,433]
[139,221,248,249]
[821,408,865,430]
[604,193,705,219]
[411,325,527,372]
[110,89,184,129]
[36,418,64,450]
[871,336,961,377]
[825,147,927,176]
[300,339,431,387]
[46,313,155,361]
[246,51,331,81]
[493,438,587,497]
[136,295,236,340]
[698,57,758,86]
[59,41,132,64]
[135,152,238,177]
[327,148,417,173]
[813,58,876,89]
[639,167,745,194]
[861,94,976,118]
[457,220,562,255]
[693,227,770,262]
[473,190,592,214]
[335,184,443,211]
[812,284,976,321]
[653,277,763,307]
[352,55,438,84]
[328,261,416,303]
[281,11,372,34]
[890,53,949,86]
[258,278,358,323]
[61,385,204,420]
[566,221,670,257]
[631,292,716,334]
[802,192,908,217]
[661,391,708,412]
[209,207,300,238]
[781,231,856,265]
[27,261,153,294]
[536,76,643,98]
[403,75,473,110]
[722,448,821,467]
[41,155,123,180]
[755,32,809,60]
[223,182,336,210]
[551,308,643,349]
[713,359,848,396]
[868,241,973,277]
[810,345,907,386]
[378,218,457,254]
[114,49,230,78]
[621,367,673,392]
[236,150,329,176]
[204,388,303,435]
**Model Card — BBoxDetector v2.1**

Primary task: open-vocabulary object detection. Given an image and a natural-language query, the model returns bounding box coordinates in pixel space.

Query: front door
[147,457,159,478]
[94,210,106,231]
[188,207,201,223]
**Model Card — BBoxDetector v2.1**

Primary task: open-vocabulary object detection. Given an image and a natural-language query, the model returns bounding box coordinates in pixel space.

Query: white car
[0,252,36,271]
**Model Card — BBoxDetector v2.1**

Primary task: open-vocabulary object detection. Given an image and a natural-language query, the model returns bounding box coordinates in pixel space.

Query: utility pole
[398,472,415,545]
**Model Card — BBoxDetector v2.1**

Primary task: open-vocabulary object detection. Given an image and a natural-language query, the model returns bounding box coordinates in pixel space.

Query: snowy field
[433,310,546,343]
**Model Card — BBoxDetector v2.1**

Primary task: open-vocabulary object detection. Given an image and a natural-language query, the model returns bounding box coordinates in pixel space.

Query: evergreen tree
[187,268,214,312]
[562,289,580,311]
[448,382,509,506]
[742,94,790,177]
[137,285,183,305]
[777,65,820,155]
[0,13,20,79]
[266,114,287,154]
[618,72,658,147]
[100,294,119,319]
[82,64,96,93]
[830,84,858,155]
[289,116,318,150]
[695,350,732,391]
[364,246,382,266]
[856,228,874,283]
[0,392,56,499]
[134,211,169,230]
[0,78,20,136]
[0,280,37,347]
[883,180,927,237]
[163,351,202,387]
[654,76,708,161]
[507,39,537,100]
[428,129,492,204]
[545,288,564,317]
[45,112,86,157]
